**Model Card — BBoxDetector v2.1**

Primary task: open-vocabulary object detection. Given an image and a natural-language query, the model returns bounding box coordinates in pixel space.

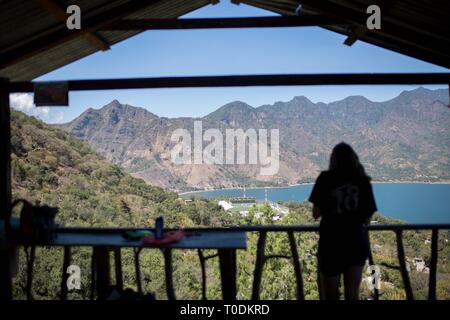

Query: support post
[0,78,12,300]
[198,249,207,300]
[25,246,36,300]
[252,231,266,300]
[366,230,379,300]
[163,248,176,300]
[114,248,123,291]
[60,246,71,300]
[428,229,439,300]
[288,231,305,300]
[93,246,110,300]
[396,230,414,300]
[133,247,142,294]
[218,248,237,300]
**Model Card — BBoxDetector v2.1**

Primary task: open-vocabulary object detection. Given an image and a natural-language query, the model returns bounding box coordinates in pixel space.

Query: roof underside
[0,0,449,81]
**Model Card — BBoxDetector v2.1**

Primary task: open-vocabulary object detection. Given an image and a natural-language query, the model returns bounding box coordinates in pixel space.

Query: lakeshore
[180,182,450,224]
[179,180,450,196]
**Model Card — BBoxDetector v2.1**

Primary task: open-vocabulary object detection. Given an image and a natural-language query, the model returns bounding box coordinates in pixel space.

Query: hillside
[59,87,450,191]
[10,110,227,228]
[10,110,232,300]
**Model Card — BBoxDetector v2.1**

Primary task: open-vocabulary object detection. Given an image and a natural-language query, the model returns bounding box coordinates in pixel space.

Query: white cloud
[9,93,64,123]
[52,111,65,124]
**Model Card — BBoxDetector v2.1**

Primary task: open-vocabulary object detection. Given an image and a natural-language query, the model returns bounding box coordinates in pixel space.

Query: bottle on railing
[155,216,164,240]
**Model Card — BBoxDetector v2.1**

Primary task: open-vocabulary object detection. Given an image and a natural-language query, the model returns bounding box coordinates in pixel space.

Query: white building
[218,200,233,211]
[412,257,427,272]
[239,210,249,217]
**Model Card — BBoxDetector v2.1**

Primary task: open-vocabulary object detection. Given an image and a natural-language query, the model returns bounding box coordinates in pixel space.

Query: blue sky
[15,1,448,123]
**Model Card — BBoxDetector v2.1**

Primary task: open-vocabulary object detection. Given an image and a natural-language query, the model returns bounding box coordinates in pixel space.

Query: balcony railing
[4,223,450,300]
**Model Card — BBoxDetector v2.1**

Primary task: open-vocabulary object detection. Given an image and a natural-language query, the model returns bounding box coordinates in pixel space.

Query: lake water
[184,183,450,224]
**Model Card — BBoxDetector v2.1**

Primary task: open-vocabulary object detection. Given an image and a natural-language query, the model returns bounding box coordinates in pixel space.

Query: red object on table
[141,229,185,246]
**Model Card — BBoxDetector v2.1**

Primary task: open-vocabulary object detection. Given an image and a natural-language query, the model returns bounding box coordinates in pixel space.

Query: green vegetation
[9,110,450,300]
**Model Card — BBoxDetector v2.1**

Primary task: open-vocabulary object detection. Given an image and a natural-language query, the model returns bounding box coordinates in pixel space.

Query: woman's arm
[312,205,321,220]
[309,172,324,221]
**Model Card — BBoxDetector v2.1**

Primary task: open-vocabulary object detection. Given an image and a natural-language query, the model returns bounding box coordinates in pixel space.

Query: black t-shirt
[309,170,377,272]
[309,170,377,226]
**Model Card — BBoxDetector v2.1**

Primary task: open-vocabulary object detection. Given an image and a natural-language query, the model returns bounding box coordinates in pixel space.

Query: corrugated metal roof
[0,0,211,81]
[0,0,449,82]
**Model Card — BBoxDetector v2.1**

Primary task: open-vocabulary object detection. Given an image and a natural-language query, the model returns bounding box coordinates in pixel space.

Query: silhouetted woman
[309,142,377,300]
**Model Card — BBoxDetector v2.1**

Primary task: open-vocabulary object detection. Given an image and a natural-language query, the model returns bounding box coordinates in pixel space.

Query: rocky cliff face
[58,87,450,191]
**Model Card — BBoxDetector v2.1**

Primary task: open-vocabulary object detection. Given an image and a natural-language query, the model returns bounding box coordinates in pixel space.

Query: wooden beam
[0,78,12,300]
[241,0,450,68]
[0,78,11,221]
[323,24,450,70]
[0,0,163,70]
[103,16,341,30]
[37,0,110,51]
[7,73,450,93]
[297,0,450,63]
[241,0,298,16]
[344,27,368,46]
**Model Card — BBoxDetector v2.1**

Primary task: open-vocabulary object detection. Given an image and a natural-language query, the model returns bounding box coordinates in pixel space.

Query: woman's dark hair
[329,142,371,181]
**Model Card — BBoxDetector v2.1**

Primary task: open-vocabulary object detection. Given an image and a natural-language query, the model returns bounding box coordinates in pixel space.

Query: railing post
[24,245,36,300]
[60,246,71,300]
[163,248,176,300]
[428,228,439,300]
[133,247,142,295]
[92,246,110,300]
[198,249,207,300]
[90,249,95,300]
[113,248,123,291]
[395,230,414,300]
[287,231,304,300]
[366,230,379,300]
[252,231,266,300]
[218,248,237,300]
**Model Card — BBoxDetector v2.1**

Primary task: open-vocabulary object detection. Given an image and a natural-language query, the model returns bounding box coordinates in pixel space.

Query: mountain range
[58,87,450,191]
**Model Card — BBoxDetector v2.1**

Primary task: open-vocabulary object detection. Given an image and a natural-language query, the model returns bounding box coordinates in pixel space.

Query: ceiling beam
[323,24,450,70]
[103,16,342,30]
[37,0,110,51]
[0,0,163,70]
[297,0,450,67]
[8,73,450,93]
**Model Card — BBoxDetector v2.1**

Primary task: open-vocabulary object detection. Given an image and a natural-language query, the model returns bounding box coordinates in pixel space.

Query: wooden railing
[6,224,450,300]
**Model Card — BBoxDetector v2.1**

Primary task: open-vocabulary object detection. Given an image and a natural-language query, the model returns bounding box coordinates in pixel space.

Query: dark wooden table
[8,229,247,300]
